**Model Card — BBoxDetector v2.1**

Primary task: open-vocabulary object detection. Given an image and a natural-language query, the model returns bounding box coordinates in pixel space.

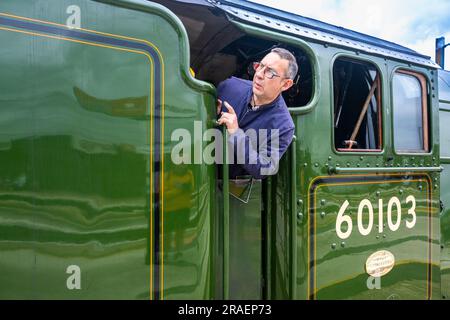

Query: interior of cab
[157,0,313,108]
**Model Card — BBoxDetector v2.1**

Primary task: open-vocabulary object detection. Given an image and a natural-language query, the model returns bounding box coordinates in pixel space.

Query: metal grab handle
[222,125,230,300]
[289,136,297,299]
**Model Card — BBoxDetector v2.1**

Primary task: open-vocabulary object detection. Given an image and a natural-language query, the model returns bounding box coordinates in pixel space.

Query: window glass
[440,107,450,158]
[393,72,428,152]
[438,70,450,102]
[333,58,382,151]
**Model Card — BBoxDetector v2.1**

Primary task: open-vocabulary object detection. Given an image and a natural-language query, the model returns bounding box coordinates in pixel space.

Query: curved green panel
[0,0,215,299]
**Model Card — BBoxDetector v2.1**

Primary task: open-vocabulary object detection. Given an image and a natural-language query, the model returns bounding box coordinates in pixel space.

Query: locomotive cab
[157,0,314,299]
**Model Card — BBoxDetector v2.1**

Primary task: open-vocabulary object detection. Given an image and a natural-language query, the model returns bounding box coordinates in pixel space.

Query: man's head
[252,48,298,105]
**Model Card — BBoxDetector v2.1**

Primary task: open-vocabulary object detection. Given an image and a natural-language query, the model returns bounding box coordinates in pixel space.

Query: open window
[393,70,430,153]
[157,0,308,299]
[158,0,313,108]
[333,58,382,152]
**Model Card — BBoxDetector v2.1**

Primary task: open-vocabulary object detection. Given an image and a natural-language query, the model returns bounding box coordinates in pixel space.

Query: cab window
[440,105,450,158]
[393,70,429,153]
[333,58,382,152]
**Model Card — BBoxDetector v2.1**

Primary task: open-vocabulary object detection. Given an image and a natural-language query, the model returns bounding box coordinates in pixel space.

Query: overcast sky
[250,0,450,70]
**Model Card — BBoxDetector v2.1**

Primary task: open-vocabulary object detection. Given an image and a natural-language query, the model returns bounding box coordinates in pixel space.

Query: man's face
[252,52,294,103]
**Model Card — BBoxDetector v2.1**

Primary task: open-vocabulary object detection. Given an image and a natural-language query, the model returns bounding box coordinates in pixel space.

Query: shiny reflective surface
[0,0,216,299]
[312,175,438,299]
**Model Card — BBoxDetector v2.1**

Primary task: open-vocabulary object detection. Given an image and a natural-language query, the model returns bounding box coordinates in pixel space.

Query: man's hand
[217,101,239,134]
[216,99,222,116]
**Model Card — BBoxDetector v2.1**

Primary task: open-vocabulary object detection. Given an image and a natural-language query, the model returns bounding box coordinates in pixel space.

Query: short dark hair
[271,48,298,80]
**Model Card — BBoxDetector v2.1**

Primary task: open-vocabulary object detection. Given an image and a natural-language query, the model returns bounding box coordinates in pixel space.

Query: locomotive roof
[185,0,439,69]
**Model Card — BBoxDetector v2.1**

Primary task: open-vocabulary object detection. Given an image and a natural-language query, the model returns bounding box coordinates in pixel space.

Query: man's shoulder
[274,97,295,129]
[218,77,252,93]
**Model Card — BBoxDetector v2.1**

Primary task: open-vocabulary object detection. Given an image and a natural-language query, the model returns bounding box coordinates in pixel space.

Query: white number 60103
[335,196,417,240]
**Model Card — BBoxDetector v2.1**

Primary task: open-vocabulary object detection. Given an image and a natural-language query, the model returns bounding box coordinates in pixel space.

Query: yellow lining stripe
[306,173,433,300]
[0,13,165,299]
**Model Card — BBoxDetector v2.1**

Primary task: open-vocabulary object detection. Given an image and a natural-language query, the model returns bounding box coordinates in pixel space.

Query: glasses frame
[252,61,286,80]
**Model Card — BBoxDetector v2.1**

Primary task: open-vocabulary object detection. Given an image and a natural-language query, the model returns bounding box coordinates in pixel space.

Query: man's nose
[255,67,265,79]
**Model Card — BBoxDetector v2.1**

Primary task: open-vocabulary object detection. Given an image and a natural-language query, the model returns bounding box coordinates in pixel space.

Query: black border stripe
[308,174,432,300]
[0,15,163,300]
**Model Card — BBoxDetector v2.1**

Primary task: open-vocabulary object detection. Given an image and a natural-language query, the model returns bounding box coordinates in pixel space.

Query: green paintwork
[0,0,447,300]
[0,0,216,299]
[439,71,450,299]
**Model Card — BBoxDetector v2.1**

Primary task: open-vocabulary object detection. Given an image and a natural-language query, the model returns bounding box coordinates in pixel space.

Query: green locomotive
[0,0,449,300]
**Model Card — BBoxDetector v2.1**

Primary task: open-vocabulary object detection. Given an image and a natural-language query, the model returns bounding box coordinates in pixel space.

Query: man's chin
[252,86,263,96]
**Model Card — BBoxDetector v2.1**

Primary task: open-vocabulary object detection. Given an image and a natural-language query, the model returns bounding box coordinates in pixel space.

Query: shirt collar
[245,86,281,112]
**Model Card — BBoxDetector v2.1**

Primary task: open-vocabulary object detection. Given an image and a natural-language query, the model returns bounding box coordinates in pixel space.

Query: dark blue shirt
[217,77,295,179]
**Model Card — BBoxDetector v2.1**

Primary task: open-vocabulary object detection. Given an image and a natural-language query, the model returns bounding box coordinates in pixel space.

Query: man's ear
[281,79,294,92]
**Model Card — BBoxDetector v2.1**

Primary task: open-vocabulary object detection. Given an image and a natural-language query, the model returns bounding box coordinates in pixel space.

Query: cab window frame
[439,103,450,160]
[391,68,430,155]
[331,55,384,154]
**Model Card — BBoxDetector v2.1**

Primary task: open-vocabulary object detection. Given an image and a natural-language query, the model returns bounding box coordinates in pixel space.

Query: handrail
[222,126,230,300]
[289,136,297,299]
[329,166,443,174]
[346,73,379,149]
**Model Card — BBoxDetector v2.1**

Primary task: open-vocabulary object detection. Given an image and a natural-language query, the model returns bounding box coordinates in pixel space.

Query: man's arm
[228,125,294,179]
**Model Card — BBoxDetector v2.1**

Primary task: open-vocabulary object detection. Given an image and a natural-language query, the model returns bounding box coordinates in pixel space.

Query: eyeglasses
[253,62,282,80]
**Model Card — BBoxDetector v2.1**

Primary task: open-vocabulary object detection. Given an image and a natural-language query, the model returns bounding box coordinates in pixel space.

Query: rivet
[331,243,337,250]
[321,199,326,206]
[383,234,387,239]
[347,162,350,167]
[297,199,303,206]
[376,191,381,197]
[304,163,308,167]
[399,189,403,195]
[376,235,380,240]
[419,185,423,191]
[341,242,346,248]
[315,163,319,167]
[328,156,332,161]
[435,184,439,189]
[320,212,326,218]
[360,156,364,161]
[297,212,304,220]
